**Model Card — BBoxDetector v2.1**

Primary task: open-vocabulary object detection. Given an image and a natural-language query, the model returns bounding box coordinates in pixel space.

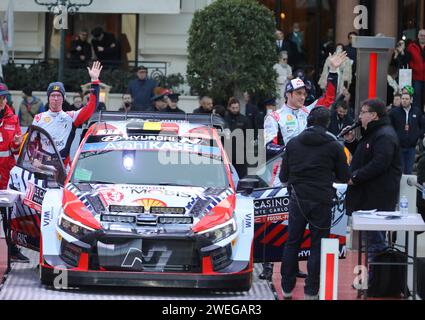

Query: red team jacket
[0,105,22,189]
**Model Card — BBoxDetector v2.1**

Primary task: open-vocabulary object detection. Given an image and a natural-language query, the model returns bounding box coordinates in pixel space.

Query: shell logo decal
[286,115,293,121]
[133,198,167,211]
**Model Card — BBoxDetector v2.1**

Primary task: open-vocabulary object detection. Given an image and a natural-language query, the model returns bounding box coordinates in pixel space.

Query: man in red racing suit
[32,61,103,167]
[0,83,28,262]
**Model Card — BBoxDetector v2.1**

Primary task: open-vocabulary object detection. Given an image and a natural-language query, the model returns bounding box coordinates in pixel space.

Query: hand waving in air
[87,61,103,82]
[329,51,348,72]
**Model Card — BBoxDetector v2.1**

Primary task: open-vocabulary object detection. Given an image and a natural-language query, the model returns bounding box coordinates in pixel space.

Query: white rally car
[7,112,256,290]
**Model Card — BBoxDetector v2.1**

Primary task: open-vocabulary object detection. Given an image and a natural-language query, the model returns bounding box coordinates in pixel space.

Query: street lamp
[34,0,93,82]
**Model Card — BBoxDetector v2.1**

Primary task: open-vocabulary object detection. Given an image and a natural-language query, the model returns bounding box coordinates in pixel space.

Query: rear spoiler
[87,111,226,131]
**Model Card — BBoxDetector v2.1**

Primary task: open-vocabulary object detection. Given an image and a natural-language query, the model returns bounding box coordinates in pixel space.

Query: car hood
[62,183,235,229]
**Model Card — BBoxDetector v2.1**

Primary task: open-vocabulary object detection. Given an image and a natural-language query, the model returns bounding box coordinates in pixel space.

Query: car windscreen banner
[252,184,347,263]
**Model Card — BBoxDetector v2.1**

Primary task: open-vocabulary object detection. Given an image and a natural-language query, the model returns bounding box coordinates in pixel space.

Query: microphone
[337,121,361,139]
[407,178,424,192]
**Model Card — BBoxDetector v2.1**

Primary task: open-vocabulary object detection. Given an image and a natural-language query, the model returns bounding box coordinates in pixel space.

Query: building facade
[0,0,424,91]
[261,0,425,73]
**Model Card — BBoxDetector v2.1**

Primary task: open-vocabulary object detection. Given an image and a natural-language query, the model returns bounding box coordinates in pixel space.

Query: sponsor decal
[254,197,289,223]
[271,112,280,122]
[100,135,177,143]
[23,183,46,213]
[133,198,167,211]
[43,211,52,227]
[82,141,221,157]
[44,116,52,124]
[294,78,305,87]
[129,187,192,198]
[286,115,293,122]
[99,189,125,203]
[4,124,16,131]
[11,231,28,247]
[286,121,297,126]
[242,213,252,234]
[121,246,172,269]
[96,129,121,136]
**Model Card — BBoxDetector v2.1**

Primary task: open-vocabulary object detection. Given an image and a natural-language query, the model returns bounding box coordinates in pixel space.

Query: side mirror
[237,178,260,195]
[34,169,63,188]
[34,171,55,181]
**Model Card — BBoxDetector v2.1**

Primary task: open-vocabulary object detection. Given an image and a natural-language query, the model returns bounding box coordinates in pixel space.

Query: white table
[352,212,425,299]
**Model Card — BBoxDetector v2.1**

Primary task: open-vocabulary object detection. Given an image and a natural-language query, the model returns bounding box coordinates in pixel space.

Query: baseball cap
[285,78,306,94]
[47,82,66,98]
[151,88,172,102]
[137,65,148,72]
[0,83,10,97]
[263,98,276,106]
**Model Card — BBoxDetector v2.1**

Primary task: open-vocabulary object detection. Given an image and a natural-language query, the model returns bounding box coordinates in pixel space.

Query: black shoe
[259,267,273,281]
[296,271,307,279]
[11,249,30,263]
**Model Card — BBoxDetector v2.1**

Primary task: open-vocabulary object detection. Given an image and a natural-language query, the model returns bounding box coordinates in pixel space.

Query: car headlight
[197,217,237,244]
[59,214,95,239]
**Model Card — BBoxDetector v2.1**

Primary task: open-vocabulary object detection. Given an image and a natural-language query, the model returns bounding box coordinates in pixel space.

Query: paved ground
[1,233,423,300]
[0,246,276,300]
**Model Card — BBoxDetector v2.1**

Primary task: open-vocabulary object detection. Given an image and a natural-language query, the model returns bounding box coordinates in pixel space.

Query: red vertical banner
[369,52,378,98]
[325,253,335,300]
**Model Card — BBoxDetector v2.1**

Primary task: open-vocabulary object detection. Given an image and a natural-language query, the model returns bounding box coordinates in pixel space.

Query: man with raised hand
[32,61,103,167]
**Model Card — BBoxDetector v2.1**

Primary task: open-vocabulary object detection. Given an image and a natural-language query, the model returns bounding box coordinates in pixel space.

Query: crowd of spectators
[2,26,425,178]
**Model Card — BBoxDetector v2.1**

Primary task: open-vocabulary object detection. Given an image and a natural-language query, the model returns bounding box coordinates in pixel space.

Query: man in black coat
[68,30,92,68]
[193,96,214,114]
[279,107,350,300]
[343,99,402,273]
[244,92,260,141]
[389,92,425,174]
[224,97,251,179]
[91,27,121,68]
[166,93,185,114]
[275,29,296,67]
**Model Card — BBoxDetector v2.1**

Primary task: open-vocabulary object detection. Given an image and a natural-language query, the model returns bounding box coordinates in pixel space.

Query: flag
[2,0,14,50]
[0,19,8,66]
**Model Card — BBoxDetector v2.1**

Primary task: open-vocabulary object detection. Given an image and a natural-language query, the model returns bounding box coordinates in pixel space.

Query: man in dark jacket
[328,100,354,137]
[244,92,260,141]
[193,96,214,114]
[224,97,251,179]
[275,29,296,67]
[166,93,185,114]
[91,27,121,68]
[68,29,92,68]
[279,107,350,300]
[343,99,402,274]
[389,92,425,174]
[127,66,158,111]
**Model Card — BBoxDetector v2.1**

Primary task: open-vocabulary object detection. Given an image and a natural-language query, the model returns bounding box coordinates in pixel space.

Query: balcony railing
[2,58,169,93]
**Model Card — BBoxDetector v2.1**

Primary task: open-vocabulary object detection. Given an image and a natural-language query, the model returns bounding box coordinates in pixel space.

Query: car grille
[97,238,201,272]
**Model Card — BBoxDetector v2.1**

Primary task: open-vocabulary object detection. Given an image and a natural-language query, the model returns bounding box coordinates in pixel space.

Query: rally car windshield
[71,150,229,188]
